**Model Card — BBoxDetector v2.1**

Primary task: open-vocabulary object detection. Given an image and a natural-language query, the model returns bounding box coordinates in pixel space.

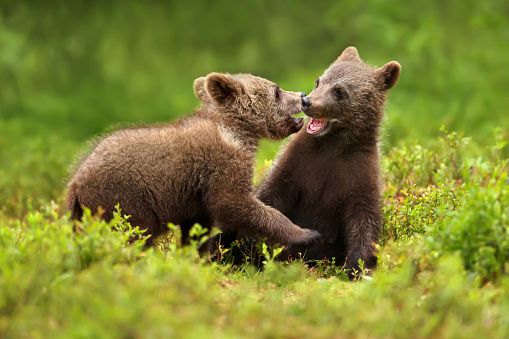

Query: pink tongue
[307,118,327,135]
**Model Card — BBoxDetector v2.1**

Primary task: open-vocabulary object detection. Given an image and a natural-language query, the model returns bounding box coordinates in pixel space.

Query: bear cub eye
[314,78,320,89]
[274,86,282,100]
[334,88,345,98]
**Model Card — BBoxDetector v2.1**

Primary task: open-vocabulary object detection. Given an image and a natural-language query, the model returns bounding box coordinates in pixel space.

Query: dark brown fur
[67,73,320,248]
[256,47,401,279]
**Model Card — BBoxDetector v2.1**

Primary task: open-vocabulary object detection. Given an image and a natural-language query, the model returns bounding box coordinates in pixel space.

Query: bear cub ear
[193,77,208,102]
[374,61,401,90]
[335,46,362,63]
[205,73,243,105]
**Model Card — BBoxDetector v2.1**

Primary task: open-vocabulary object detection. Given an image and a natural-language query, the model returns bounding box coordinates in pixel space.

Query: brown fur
[67,73,320,248]
[256,47,401,279]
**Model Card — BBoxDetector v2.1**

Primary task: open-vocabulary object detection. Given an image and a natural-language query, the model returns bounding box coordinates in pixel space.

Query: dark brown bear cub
[257,47,401,279]
[67,73,320,248]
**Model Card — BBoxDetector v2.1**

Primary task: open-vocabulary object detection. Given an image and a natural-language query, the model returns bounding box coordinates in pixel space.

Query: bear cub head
[194,73,305,140]
[301,47,401,137]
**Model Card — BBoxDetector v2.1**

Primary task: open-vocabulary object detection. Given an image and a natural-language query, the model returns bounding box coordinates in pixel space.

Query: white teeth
[306,118,328,135]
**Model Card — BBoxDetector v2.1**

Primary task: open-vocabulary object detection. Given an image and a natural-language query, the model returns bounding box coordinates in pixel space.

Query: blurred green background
[1,0,508,213]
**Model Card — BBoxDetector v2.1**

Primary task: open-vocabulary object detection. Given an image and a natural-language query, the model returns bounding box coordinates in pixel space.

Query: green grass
[1,131,509,338]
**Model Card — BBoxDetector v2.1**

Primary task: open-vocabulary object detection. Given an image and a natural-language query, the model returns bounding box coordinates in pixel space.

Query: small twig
[338,257,348,273]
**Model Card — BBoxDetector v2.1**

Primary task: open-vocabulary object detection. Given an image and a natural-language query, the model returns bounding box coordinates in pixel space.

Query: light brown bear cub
[67,73,321,248]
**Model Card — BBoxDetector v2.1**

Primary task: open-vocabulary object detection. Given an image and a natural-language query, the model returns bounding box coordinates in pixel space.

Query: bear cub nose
[301,94,311,109]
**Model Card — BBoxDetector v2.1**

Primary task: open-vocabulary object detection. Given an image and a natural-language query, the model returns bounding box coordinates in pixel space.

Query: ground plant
[1,129,508,338]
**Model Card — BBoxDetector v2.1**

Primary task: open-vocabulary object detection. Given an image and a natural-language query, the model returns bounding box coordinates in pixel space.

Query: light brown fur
[67,73,320,248]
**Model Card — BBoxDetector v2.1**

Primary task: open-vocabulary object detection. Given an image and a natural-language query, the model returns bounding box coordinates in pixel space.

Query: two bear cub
[67,72,320,248]
[68,47,401,280]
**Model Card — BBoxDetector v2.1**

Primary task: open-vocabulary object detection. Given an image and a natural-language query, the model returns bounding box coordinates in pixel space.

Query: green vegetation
[1,132,509,338]
[1,1,509,338]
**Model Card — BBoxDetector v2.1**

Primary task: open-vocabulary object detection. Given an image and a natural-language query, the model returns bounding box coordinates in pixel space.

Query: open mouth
[289,110,305,131]
[306,118,328,135]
